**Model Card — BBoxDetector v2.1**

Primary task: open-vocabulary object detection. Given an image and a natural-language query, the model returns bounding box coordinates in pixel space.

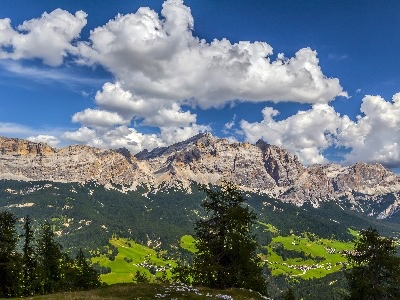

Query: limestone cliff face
[0,137,55,156]
[332,162,397,194]
[1,134,400,213]
[137,132,277,190]
[256,140,305,187]
[0,137,149,187]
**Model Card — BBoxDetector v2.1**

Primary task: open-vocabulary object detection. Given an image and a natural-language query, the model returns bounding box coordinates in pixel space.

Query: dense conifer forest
[0,211,101,298]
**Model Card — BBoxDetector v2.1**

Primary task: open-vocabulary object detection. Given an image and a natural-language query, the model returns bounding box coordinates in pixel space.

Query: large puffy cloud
[94,82,148,118]
[241,93,400,168]
[241,104,351,164]
[67,81,206,152]
[159,123,210,146]
[77,0,347,107]
[93,82,197,127]
[339,93,400,167]
[62,127,99,144]
[143,103,196,127]
[0,9,87,66]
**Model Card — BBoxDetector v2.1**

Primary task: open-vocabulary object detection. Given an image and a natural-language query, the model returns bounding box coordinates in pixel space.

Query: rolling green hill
[91,237,176,284]
[265,233,353,279]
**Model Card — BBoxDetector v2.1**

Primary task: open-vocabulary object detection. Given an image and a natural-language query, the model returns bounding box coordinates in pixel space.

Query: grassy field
[180,235,197,253]
[264,233,354,279]
[91,238,176,284]
[10,283,268,300]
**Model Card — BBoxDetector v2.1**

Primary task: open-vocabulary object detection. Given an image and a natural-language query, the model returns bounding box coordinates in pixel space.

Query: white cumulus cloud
[0,9,87,66]
[241,92,400,168]
[143,103,196,127]
[339,93,400,167]
[72,109,128,127]
[241,104,351,165]
[77,0,347,107]
[159,123,210,146]
[62,126,150,154]
[62,127,99,144]
[69,80,206,152]
[68,0,347,154]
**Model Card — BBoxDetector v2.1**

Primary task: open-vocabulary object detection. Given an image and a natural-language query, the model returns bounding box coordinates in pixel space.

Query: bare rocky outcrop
[0,137,150,187]
[137,132,277,190]
[0,136,55,156]
[256,140,305,187]
[1,134,400,213]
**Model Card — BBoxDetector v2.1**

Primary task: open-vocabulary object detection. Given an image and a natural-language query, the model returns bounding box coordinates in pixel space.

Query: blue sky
[1,0,400,169]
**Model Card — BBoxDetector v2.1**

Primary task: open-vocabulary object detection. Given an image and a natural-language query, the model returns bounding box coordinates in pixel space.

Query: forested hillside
[1,179,400,298]
[2,179,399,252]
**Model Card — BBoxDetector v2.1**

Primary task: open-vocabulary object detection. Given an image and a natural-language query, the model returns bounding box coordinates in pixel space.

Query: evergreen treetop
[193,181,268,295]
[345,227,400,300]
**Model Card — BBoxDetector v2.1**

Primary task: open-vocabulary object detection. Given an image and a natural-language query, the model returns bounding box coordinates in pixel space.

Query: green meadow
[179,234,197,253]
[264,233,354,279]
[91,238,177,284]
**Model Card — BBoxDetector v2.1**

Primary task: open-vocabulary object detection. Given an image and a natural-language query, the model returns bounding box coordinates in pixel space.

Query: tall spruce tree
[193,181,268,295]
[345,227,400,300]
[0,211,21,298]
[74,248,101,290]
[36,221,63,294]
[21,215,36,296]
[60,251,77,291]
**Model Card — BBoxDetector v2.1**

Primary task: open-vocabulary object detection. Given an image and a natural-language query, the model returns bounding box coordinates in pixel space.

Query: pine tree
[60,252,77,292]
[36,221,63,294]
[74,248,101,290]
[193,181,268,295]
[0,211,21,297]
[21,215,36,296]
[345,227,400,300]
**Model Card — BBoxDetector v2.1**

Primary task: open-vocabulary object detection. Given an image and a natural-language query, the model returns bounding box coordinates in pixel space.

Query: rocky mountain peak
[256,139,305,187]
[114,147,136,164]
[331,162,397,194]
[136,132,215,160]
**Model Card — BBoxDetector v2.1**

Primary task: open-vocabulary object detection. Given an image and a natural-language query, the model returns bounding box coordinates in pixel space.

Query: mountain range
[1,133,400,220]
